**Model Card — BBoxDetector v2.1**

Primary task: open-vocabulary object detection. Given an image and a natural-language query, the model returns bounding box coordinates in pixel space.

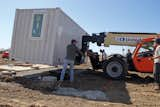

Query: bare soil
[0,56,160,107]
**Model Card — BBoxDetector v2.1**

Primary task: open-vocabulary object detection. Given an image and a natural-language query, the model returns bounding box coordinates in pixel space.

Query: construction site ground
[0,55,160,107]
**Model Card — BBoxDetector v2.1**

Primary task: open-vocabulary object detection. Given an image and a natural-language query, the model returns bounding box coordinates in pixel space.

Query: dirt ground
[0,56,160,107]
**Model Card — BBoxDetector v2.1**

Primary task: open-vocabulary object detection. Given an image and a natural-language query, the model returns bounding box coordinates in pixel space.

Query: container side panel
[52,9,87,65]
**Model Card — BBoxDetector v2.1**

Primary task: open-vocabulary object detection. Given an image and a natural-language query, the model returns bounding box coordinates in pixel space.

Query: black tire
[103,57,127,80]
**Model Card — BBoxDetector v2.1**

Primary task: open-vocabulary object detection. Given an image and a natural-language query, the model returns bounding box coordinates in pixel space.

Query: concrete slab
[0,64,54,72]
[0,64,60,77]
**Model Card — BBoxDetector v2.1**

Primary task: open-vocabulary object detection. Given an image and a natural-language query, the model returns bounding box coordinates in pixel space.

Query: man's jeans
[60,59,74,82]
[154,63,160,84]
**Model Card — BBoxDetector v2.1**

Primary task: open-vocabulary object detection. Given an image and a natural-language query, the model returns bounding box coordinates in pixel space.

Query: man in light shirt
[152,38,160,90]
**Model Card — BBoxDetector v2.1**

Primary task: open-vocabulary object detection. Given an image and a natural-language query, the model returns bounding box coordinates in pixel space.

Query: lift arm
[82,32,158,51]
[104,32,158,47]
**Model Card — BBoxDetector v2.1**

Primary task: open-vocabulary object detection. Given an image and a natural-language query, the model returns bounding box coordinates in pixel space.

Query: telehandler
[81,32,160,79]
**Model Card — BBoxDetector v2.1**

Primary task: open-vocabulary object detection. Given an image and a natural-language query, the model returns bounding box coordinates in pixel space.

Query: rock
[1,71,12,76]
[32,65,41,70]
[0,74,14,82]
[32,66,40,70]
[10,71,16,75]
[1,70,16,75]
[42,76,57,81]
[38,76,57,89]
[3,76,14,82]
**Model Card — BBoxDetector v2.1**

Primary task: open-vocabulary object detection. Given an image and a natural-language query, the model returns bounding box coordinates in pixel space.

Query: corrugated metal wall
[52,9,86,65]
[11,8,87,65]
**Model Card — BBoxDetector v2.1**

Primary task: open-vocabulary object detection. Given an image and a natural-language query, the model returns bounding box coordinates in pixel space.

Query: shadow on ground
[125,73,154,84]
[13,69,154,104]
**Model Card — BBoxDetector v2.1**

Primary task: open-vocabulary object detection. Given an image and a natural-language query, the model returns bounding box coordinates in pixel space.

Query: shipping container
[11,8,87,65]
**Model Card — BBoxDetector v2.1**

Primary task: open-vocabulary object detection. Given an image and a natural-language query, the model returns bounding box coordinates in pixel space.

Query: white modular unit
[11,8,87,65]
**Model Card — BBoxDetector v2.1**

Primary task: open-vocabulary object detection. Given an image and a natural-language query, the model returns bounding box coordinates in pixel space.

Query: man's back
[66,44,79,61]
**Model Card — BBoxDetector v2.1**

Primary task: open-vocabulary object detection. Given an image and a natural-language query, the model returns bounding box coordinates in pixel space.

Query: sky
[0,0,160,54]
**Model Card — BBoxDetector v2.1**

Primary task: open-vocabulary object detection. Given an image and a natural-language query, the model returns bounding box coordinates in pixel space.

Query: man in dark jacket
[56,39,82,88]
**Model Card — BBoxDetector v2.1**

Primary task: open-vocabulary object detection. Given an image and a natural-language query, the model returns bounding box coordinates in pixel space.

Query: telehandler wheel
[103,57,127,79]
